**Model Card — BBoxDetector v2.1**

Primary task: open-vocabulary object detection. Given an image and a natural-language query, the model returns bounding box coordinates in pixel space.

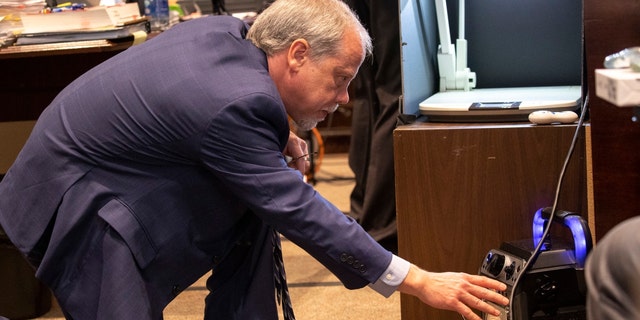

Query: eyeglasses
[287,152,319,165]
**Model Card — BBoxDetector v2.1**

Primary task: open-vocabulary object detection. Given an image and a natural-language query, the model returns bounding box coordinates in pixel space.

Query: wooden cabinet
[393,121,587,320]
[0,39,135,122]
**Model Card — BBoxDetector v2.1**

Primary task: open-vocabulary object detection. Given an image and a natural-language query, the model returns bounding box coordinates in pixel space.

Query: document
[16,3,147,45]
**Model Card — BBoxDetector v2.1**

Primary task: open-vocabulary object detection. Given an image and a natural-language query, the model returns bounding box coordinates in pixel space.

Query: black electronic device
[479,207,591,320]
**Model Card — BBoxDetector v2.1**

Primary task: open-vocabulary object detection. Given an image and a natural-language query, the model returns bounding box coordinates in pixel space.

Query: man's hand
[398,264,509,320]
[283,131,310,176]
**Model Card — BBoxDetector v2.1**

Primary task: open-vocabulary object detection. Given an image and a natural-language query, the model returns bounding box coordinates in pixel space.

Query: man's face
[284,30,365,131]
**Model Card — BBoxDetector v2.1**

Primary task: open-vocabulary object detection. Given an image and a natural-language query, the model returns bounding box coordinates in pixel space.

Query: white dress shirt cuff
[368,254,411,298]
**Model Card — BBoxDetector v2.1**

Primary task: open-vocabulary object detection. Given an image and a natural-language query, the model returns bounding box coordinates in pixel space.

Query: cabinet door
[394,123,586,320]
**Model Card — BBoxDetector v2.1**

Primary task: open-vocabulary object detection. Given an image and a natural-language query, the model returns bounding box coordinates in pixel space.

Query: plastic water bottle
[145,0,170,31]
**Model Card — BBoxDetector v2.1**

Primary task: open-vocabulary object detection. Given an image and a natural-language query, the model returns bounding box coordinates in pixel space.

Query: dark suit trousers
[344,0,402,253]
[53,211,279,320]
[204,213,279,320]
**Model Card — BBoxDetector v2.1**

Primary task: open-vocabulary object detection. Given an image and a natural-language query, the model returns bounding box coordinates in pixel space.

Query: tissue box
[595,68,640,107]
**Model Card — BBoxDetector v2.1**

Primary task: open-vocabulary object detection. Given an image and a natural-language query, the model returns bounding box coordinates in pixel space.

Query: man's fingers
[466,275,509,305]
[462,282,509,318]
[468,275,508,292]
[296,157,310,175]
[455,294,501,320]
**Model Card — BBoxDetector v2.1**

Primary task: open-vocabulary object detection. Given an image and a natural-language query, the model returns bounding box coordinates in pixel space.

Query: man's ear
[287,39,310,71]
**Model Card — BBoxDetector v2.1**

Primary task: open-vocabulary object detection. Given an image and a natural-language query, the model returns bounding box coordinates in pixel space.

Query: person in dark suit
[586,215,640,319]
[0,0,508,319]
[343,0,402,254]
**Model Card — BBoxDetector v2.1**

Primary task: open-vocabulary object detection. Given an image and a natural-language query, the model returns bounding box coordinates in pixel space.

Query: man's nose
[336,89,349,105]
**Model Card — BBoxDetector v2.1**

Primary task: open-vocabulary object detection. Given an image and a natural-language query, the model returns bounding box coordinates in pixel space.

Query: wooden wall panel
[584,0,640,239]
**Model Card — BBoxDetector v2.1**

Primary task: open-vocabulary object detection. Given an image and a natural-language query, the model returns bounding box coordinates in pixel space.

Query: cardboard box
[595,68,640,107]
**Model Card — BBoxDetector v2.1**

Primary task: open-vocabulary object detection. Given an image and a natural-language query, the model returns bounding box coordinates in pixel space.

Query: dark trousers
[204,214,278,319]
[344,0,402,253]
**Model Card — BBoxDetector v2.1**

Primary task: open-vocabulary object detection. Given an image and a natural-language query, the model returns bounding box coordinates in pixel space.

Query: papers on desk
[16,20,149,45]
[16,3,148,45]
[0,0,47,45]
[0,0,46,13]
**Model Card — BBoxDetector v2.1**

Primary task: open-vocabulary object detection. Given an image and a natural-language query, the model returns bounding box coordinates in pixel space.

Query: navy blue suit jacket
[0,16,391,318]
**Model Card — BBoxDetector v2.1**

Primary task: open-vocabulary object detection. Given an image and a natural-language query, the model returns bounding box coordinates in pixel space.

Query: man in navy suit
[0,0,508,319]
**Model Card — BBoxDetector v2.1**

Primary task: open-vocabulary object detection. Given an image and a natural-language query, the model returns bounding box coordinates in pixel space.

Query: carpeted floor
[34,154,401,319]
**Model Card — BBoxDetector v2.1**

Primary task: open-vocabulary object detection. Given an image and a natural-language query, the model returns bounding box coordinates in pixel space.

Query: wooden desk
[393,121,587,320]
[0,39,137,122]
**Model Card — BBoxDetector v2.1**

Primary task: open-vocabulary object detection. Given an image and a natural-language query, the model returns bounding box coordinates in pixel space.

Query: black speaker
[478,208,591,320]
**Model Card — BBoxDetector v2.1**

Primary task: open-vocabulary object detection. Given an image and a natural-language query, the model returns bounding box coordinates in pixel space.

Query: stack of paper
[0,0,46,14]
[1,0,46,46]
[16,2,148,45]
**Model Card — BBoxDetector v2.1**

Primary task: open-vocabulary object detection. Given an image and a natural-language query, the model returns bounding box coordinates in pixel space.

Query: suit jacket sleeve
[199,92,393,289]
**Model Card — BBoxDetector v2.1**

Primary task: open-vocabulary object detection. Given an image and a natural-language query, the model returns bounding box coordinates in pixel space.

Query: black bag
[0,222,52,319]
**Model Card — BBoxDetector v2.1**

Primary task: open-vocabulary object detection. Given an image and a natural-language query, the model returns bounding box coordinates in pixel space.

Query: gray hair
[246,0,372,60]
